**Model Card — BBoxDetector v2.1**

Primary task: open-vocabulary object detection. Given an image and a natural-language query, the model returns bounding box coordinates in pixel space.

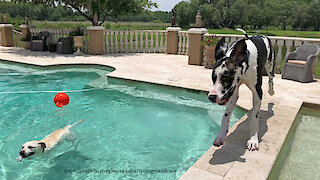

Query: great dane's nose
[208,95,217,103]
[19,151,24,155]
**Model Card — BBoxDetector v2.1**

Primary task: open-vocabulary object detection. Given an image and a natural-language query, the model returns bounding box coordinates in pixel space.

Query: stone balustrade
[104,30,167,54]
[178,31,189,55]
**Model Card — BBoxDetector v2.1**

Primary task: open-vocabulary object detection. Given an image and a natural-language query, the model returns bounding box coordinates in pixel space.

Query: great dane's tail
[235,28,249,39]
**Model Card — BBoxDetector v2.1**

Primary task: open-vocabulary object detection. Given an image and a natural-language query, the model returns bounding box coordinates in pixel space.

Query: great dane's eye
[221,75,228,81]
[28,146,34,149]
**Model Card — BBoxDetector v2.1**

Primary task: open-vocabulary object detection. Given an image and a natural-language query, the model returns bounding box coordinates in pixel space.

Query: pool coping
[1,46,320,179]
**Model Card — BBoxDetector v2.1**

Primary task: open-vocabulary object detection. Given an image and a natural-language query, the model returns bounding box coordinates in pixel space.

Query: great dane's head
[208,37,249,105]
[17,141,46,161]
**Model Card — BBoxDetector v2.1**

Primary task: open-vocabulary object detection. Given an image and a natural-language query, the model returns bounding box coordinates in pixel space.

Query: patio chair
[282,44,320,83]
[56,37,74,54]
[31,31,51,51]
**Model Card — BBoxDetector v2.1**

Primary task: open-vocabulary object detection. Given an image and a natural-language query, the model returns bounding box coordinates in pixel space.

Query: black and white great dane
[208,29,275,151]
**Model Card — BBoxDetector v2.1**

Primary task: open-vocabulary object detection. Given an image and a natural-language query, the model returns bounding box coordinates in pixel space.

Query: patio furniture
[56,37,74,54]
[31,31,51,51]
[282,44,320,83]
[48,43,57,52]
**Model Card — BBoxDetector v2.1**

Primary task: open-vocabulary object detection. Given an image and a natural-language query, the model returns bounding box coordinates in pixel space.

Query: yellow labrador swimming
[17,119,83,162]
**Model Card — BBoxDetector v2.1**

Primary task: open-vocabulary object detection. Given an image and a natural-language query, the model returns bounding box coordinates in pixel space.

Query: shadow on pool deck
[209,103,274,165]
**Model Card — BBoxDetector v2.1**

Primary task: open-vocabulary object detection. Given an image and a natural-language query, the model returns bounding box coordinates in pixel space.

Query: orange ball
[54,93,69,107]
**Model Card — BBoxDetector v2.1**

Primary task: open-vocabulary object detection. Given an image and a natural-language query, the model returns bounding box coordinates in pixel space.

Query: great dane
[208,29,275,151]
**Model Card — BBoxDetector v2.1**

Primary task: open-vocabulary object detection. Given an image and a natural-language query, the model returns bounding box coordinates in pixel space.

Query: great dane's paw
[268,88,274,96]
[213,135,226,147]
[247,137,259,151]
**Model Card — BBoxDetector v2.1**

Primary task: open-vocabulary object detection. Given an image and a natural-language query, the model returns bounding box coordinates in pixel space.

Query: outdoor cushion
[287,60,306,65]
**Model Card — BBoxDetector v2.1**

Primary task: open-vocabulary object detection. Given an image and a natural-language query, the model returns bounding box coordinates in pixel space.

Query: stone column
[0,24,14,47]
[187,28,208,65]
[87,26,105,55]
[166,27,181,54]
[19,25,31,40]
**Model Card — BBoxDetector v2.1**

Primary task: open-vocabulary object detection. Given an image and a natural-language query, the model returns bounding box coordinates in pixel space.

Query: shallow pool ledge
[180,95,304,179]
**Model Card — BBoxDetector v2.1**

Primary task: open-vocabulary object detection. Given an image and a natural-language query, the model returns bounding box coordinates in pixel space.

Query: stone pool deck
[1,46,320,179]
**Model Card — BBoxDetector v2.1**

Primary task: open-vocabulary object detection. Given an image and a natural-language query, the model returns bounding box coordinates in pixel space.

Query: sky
[151,0,185,12]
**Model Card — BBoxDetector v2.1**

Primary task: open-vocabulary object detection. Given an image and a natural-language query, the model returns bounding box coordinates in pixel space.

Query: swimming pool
[269,107,320,180]
[0,61,245,179]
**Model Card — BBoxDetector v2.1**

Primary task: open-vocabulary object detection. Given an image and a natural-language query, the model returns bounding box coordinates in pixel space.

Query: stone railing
[13,29,23,48]
[30,28,72,39]
[29,28,90,53]
[178,31,189,55]
[204,33,320,77]
[104,30,167,54]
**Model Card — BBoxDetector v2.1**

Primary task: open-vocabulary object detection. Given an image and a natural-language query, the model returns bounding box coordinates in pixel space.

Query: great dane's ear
[215,37,228,60]
[231,39,248,66]
[38,142,46,153]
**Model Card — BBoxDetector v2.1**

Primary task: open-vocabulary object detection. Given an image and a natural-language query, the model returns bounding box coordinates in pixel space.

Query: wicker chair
[282,44,320,83]
[31,31,51,51]
[56,37,74,54]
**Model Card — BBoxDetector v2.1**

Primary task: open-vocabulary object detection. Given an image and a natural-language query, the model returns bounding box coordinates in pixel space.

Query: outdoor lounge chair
[31,31,51,51]
[56,37,74,54]
[282,44,320,83]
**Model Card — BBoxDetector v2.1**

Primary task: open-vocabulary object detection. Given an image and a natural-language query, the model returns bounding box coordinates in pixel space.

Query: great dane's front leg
[247,89,262,151]
[213,86,239,146]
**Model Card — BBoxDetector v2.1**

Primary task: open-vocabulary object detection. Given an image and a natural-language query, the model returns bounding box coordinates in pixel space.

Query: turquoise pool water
[276,107,320,180]
[0,61,245,179]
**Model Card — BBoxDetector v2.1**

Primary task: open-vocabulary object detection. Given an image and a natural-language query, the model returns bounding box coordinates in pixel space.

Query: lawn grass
[31,21,170,31]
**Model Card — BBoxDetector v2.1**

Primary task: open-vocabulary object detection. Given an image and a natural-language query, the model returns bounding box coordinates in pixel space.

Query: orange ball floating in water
[54,93,69,107]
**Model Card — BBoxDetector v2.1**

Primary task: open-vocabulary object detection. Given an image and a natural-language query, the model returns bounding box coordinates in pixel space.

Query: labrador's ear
[38,142,46,153]
[215,37,228,60]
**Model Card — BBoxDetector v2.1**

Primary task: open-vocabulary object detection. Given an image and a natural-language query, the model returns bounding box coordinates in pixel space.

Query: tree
[229,0,248,28]
[17,0,157,26]
[199,3,223,28]
[274,1,294,30]
[306,2,320,30]
[291,4,308,30]
[174,1,192,28]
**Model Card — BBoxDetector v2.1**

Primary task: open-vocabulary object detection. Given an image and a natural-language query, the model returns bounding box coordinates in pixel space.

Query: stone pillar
[19,24,31,40]
[166,27,181,54]
[187,28,208,65]
[0,24,14,47]
[87,26,105,55]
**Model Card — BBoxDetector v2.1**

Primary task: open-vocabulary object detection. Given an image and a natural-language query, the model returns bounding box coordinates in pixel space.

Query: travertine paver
[0,46,319,180]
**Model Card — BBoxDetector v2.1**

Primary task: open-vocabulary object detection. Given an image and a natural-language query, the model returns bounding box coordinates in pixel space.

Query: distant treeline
[0,1,171,23]
[174,0,320,31]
